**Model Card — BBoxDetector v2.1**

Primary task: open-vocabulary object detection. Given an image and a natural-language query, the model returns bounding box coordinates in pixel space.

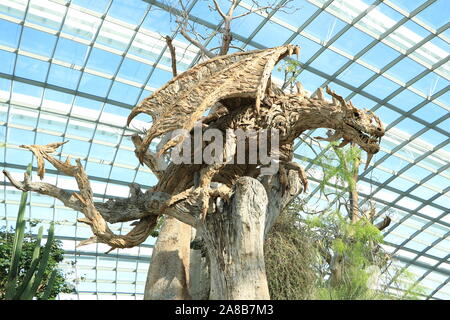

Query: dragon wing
[127,44,299,163]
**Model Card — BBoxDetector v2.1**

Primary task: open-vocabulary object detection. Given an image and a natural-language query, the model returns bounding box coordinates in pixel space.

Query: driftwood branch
[262,166,306,238]
[375,216,391,231]
[5,142,205,251]
[179,28,215,58]
[165,35,178,77]
[131,134,168,180]
[212,0,227,19]
[4,170,155,224]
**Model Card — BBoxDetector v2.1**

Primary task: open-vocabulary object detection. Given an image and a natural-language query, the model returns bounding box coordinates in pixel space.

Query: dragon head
[316,87,385,169]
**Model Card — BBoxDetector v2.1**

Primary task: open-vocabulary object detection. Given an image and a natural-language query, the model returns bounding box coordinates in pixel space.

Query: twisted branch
[4,142,201,252]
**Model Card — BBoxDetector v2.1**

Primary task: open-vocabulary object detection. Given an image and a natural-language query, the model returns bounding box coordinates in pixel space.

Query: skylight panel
[78,72,113,97]
[0,82,10,102]
[11,81,43,107]
[110,166,136,182]
[115,148,139,168]
[413,230,443,249]
[410,185,439,203]
[129,32,165,62]
[0,0,27,20]
[387,175,417,191]
[146,67,172,88]
[303,10,346,43]
[412,72,448,97]
[37,114,67,134]
[332,26,374,56]
[97,20,134,52]
[93,124,122,146]
[337,62,376,88]
[404,238,430,252]
[26,0,66,31]
[311,50,349,73]
[435,89,450,107]
[34,128,64,145]
[140,7,173,35]
[232,7,266,38]
[62,7,102,41]
[387,57,428,84]
[434,289,450,300]
[364,76,402,101]
[418,129,448,149]
[86,47,123,75]
[8,105,38,127]
[72,0,110,14]
[47,64,82,90]
[187,0,221,25]
[253,21,294,47]
[273,0,318,27]
[361,42,401,71]
[53,37,89,66]
[296,69,326,92]
[357,3,401,35]
[389,90,423,112]
[116,57,152,83]
[426,174,450,193]
[107,81,141,105]
[105,183,130,198]
[20,26,57,57]
[413,39,449,75]
[416,0,450,30]
[388,0,428,13]
[0,50,14,76]
[42,88,74,114]
[0,18,21,47]
[84,161,112,179]
[5,144,33,166]
[317,0,365,22]
[107,0,149,26]
[66,118,96,140]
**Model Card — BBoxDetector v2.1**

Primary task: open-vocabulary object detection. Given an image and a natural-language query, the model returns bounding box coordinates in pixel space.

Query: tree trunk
[144,170,304,300]
[144,216,192,300]
[189,228,210,299]
[200,177,270,300]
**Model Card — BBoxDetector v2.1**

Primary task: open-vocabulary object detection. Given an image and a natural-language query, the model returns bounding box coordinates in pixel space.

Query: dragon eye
[353,111,360,118]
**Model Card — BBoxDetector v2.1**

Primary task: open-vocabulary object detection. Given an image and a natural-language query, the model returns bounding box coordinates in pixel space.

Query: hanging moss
[264,206,317,300]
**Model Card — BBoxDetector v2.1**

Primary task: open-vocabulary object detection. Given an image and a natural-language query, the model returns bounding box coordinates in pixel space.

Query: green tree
[0,226,76,299]
[0,164,76,300]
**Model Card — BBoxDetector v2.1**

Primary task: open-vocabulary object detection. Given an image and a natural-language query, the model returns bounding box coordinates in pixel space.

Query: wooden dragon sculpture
[5,45,384,251]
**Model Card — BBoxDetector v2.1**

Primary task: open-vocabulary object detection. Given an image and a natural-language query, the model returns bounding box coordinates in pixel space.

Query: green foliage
[277,58,302,92]
[0,226,75,299]
[267,206,426,300]
[304,211,385,300]
[150,215,166,238]
[0,164,75,300]
[311,142,361,203]
[266,143,425,300]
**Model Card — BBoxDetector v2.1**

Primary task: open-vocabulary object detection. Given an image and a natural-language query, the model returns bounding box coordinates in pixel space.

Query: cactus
[4,164,58,300]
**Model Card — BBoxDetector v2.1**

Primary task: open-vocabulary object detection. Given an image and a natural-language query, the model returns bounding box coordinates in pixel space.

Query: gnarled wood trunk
[144,216,191,300]
[144,170,303,300]
[200,177,270,299]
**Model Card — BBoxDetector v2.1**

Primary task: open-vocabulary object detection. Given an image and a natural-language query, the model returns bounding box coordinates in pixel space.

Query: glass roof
[0,0,448,300]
